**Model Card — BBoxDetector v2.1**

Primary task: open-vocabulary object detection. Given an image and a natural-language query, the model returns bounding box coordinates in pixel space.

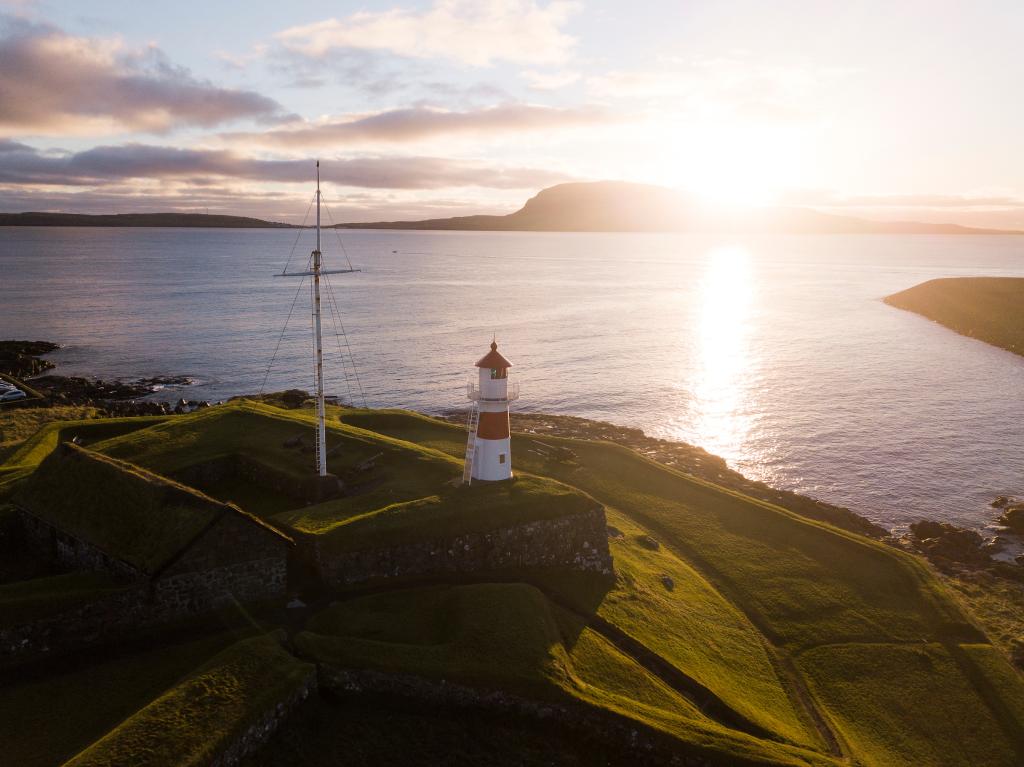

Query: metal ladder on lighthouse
[462,405,479,485]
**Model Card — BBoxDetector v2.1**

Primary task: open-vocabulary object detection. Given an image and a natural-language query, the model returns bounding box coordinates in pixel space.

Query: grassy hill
[885,277,1024,356]
[2,401,1023,765]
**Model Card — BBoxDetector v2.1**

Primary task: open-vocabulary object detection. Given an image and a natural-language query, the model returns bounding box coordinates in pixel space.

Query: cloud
[233,103,616,148]
[0,141,572,190]
[276,0,581,67]
[0,16,282,135]
[587,56,833,123]
[521,69,580,90]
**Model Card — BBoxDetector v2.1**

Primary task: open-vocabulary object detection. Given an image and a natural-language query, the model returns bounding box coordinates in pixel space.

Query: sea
[1,226,1022,533]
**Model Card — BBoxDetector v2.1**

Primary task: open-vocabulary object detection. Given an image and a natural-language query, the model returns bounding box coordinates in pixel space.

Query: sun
[651,119,808,207]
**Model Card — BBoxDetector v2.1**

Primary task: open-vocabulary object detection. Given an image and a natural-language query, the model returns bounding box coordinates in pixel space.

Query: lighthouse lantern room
[463,340,519,484]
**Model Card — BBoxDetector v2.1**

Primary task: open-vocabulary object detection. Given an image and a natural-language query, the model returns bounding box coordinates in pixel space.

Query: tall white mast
[274,162,360,480]
[313,161,327,477]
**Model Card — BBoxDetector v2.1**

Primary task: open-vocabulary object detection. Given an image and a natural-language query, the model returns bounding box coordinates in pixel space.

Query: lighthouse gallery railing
[467,380,520,402]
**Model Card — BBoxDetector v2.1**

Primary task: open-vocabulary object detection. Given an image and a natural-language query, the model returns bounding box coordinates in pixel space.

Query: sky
[1,0,1022,225]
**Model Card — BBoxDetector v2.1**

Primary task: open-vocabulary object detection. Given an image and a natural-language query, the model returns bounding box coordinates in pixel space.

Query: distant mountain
[0,212,293,228]
[336,181,1020,234]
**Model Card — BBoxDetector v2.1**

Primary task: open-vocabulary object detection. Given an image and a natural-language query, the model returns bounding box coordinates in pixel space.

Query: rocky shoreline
[1,341,203,416]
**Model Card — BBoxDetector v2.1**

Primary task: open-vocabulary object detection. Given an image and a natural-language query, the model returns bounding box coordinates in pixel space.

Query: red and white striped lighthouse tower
[463,339,519,484]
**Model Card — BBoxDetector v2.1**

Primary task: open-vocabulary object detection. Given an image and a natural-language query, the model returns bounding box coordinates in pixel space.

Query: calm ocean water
[1,226,1022,531]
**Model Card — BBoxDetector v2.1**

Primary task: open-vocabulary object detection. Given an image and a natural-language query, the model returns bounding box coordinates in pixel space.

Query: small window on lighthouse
[499,454,506,464]
[490,367,507,380]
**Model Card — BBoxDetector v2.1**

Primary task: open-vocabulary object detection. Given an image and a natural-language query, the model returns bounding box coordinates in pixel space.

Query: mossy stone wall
[308,506,612,588]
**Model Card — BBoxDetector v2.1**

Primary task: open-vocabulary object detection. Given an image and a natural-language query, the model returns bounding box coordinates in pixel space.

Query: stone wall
[308,506,612,588]
[0,583,149,661]
[3,509,291,661]
[319,666,713,767]
[18,508,141,579]
[210,663,318,767]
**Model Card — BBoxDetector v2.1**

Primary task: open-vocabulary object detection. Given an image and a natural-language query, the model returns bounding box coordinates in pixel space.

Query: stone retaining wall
[319,666,714,767]
[308,506,613,588]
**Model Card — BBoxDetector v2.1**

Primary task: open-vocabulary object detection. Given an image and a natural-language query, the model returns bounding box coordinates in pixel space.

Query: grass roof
[0,628,259,767]
[14,442,287,574]
[63,634,314,767]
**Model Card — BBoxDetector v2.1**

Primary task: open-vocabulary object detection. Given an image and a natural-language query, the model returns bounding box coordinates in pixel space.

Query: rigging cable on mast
[323,270,368,408]
[319,193,370,408]
[258,252,310,398]
[258,192,317,396]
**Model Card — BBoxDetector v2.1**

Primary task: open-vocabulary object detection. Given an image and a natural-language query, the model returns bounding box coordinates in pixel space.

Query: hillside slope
[340,406,1024,766]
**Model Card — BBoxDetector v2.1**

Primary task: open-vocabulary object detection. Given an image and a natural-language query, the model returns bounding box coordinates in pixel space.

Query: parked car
[0,389,27,402]
[0,380,17,390]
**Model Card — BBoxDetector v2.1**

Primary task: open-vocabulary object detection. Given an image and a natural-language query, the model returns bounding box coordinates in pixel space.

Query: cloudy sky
[1,0,1022,225]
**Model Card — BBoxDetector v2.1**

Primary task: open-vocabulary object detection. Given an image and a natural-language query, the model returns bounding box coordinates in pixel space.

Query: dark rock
[1000,505,1024,534]
[659,574,674,591]
[1016,555,1024,567]
[0,340,58,378]
[909,520,989,566]
[606,525,625,540]
[636,534,660,551]
[991,496,1011,509]
[909,520,947,540]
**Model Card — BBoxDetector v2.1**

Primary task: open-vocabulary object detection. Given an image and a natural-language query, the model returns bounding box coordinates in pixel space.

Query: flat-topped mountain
[338,180,1018,234]
[0,212,293,228]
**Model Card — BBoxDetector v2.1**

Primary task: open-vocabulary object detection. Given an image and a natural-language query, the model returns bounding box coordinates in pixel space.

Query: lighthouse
[463,339,519,484]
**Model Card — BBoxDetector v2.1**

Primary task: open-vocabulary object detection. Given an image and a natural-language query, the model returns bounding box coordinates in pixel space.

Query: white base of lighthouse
[472,436,512,482]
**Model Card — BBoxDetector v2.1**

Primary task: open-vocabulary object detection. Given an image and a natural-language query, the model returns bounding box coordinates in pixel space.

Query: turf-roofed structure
[13,441,291,615]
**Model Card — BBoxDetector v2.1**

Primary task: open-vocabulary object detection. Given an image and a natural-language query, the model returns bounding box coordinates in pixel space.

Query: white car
[0,380,17,390]
[0,389,27,402]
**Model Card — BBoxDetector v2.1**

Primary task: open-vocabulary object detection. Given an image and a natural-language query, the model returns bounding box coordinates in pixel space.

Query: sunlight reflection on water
[685,246,757,468]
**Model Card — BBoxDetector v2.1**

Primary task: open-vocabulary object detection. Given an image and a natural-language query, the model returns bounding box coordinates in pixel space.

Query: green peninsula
[885,277,1024,356]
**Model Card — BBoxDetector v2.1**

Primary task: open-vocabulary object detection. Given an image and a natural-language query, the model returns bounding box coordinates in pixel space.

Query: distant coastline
[0,212,295,228]
[334,181,1021,235]
[3,181,1021,233]
[885,277,1024,357]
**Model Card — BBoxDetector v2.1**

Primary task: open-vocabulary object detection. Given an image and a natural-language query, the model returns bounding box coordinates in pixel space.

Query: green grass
[0,571,130,627]
[958,644,1024,736]
[0,404,100,462]
[331,407,1024,765]
[91,402,595,554]
[885,277,1024,356]
[0,628,257,767]
[64,634,314,767]
[798,642,1024,766]
[281,473,594,551]
[297,583,836,767]
[0,414,169,475]
[535,509,819,749]
[15,443,231,573]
